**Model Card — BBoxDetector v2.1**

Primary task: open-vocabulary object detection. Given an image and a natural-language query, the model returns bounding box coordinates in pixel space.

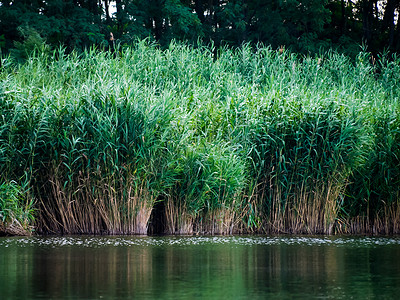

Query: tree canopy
[0,1,399,55]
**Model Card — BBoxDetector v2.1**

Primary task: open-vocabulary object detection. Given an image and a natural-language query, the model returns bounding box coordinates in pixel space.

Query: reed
[0,41,399,235]
[0,181,35,235]
[164,142,246,235]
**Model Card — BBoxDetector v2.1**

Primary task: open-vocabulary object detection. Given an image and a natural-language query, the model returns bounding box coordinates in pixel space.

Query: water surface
[1,235,400,299]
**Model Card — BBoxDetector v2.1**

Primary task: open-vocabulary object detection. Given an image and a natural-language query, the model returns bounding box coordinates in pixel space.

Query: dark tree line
[1,1,400,55]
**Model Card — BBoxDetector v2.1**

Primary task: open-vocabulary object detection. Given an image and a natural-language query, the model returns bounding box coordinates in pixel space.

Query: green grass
[0,181,35,235]
[0,41,399,235]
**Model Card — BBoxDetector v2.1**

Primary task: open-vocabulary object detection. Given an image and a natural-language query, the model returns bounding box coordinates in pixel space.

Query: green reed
[0,41,399,234]
[0,181,35,235]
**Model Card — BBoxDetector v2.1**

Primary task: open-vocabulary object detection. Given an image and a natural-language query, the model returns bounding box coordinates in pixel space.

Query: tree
[0,0,106,52]
[112,0,202,46]
[1,0,400,55]
[383,0,400,49]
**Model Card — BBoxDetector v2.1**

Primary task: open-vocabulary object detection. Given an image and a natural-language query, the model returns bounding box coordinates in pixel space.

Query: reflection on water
[1,236,400,299]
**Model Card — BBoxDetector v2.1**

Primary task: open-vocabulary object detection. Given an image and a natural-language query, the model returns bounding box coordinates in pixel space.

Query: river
[1,235,400,299]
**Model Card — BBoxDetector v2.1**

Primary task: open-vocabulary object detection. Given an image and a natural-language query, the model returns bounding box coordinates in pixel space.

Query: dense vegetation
[0,181,34,235]
[0,41,399,235]
[1,1,400,57]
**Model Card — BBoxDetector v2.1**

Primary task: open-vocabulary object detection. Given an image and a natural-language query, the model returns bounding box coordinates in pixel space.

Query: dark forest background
[1,1,400,57]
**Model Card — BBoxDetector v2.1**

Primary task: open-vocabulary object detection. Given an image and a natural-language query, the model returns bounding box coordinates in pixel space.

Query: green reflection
[1,236,400,299]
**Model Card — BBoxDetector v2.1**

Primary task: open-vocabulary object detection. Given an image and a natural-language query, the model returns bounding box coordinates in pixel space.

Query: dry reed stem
[165,197,194,234]
[262,177,346,234]
[0,213,32,236]
[38,167,156,234]
[195,201,238,235]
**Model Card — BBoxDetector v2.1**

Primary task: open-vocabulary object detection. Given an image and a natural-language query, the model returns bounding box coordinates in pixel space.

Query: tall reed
[0,42,399,235]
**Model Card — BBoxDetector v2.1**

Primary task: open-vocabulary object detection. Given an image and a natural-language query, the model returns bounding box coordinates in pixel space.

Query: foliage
[10,26,51,63]
[0,1,399,55]
[0,181,35,235]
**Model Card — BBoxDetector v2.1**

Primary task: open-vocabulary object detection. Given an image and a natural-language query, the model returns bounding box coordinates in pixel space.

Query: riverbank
[0,42,399,235]
[0,218,32,236]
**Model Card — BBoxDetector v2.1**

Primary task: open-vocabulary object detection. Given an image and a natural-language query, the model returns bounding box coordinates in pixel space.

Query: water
[1,236,400,299]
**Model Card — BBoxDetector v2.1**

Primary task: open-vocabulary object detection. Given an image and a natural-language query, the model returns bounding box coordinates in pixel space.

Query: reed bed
[0,41,399,235]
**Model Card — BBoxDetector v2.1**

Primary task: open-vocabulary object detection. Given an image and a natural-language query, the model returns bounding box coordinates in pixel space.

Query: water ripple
[1,235,400,249]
